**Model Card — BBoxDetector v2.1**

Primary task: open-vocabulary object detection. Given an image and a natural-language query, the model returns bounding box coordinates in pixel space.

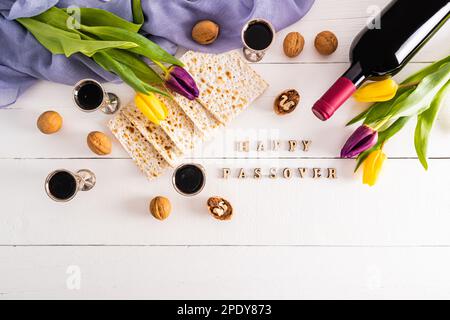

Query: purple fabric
[0,0,315,107]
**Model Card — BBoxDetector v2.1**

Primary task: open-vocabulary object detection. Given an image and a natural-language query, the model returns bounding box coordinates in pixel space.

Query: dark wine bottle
[312,0,450,121]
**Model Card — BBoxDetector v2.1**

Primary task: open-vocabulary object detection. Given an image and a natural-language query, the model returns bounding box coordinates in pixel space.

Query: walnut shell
[274,89,300,115]
[192,20,219,45]
[87,131,112,156]
[283,32,304,58]
[314,31,338,55]
[37,111,63,134]
[150,196,172,220]
[207,197,233,221]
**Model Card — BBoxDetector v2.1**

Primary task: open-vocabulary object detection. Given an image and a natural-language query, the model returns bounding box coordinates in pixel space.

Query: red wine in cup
[76,81,104,111]
[47,171,78,201]
[244,22,274,51]
[173,164,205,196]
[312,0,450,121]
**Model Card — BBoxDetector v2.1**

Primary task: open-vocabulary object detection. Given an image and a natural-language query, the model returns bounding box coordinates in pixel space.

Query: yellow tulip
[137,92,168,119]
[363,149,387,186]
[134,93,168,125]
[354,79,399,103]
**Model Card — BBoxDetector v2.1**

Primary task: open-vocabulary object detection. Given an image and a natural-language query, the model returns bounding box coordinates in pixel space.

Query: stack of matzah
[108,51,268,179]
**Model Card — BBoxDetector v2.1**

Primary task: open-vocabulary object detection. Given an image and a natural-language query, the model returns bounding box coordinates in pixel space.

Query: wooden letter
[283,168,292,179]
[328,168,338,179]
[269,168,277,179]
[298,168,307,179]
[313,168,322,179]
[238,141,249,152]
[257,141,265,152]
[254,168,262,179]
[302,140,312,152]
[238,168,246,179]
[288,140,297,152]
[272,140,280,151]
[223,168,230,179]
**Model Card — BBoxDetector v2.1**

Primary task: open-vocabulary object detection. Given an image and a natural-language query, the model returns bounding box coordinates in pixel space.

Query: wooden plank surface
[0,158,448,246]
[2,246,450,299]
[1,0,450,299]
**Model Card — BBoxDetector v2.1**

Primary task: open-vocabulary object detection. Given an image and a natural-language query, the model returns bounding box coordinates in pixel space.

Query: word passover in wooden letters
[223,139,337,180]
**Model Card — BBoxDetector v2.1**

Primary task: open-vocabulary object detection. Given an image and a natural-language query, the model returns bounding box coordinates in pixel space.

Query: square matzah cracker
[121,103,183,167]
[157,93,201,153]
[172,93,223,140]
[181,51,269,124]
[108,112,169,179]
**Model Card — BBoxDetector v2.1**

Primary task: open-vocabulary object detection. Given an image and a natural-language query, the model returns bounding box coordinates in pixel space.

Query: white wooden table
[1,0,450,299]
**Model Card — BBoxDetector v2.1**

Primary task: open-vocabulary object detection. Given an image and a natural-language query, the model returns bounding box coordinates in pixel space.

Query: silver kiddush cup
[45,169,96,202]
[172,163,206,197]
[73,79,120,114]
[241,18,276,63]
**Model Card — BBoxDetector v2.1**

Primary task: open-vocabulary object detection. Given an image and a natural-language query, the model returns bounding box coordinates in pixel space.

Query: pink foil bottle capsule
[312,77,357,121]
[312,62,366,121]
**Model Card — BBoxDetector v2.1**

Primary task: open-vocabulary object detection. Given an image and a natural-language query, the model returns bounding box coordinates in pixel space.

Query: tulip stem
[361,81,420,132]
[152,59,169,75]
[398,80,421,89]
[373,117,391,131]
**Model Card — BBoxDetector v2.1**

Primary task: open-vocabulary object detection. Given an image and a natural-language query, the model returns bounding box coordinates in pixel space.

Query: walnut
[87,131,112,155]
[274,89,300,115]
[283,32,305,58]
[207,197,233,221]
[37,111,63,134]
[192,20,220,45]
[314,31,338,55]
[150,196,172,221]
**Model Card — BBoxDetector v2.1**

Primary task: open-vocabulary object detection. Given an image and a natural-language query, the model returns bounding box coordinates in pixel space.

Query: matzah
[121,103,183,167]
[108,112,169,179]
[172,93,223,140]
[157,93,201,153]
[181,51,269,124]
[109,51,268,180]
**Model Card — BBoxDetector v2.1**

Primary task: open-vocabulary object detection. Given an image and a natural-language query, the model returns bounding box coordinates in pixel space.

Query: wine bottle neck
[311,62,366,121]
[343,62,366,87]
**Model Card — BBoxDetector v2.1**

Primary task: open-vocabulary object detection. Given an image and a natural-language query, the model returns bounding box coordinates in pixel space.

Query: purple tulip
[341,125,378,158]
[165,66,199,100]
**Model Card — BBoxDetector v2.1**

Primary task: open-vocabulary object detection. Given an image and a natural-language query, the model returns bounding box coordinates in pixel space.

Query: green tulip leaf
[17,18,138,57]
[78,8,142,32]
[414,81,450,170]
[403,56,450,84]
[17,5,182,94]
[132,0,145,25]
[389,63,450,119]
[93,52,169,97]
[364,88,415,125]
[106,49,163,84]
[355,117,411,172]
[346,107,371,126]
[32,7,80,33]
[348,56,450,126]
[348,86,414,127]
[81,25,183,66]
